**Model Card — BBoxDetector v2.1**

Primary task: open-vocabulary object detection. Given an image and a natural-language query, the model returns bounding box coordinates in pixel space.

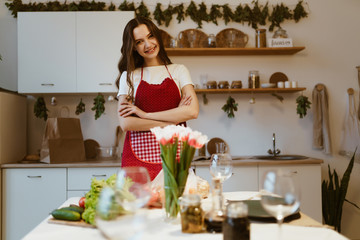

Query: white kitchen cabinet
[18,12,77,93]
[258,164,322,223]
[76,12,133,93]
[17,12,134,94]
[67,167,118,198]
[195,165,258,192]
[2,168,67,240]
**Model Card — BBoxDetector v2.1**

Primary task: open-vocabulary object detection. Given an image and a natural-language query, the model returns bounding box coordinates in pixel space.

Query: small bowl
[218,81,229,89]
[96,146,118,160]
[206,81,217,89]
[231,81,242,89]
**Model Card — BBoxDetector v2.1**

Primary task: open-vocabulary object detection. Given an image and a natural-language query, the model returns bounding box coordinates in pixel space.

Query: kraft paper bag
[40,118,86,163]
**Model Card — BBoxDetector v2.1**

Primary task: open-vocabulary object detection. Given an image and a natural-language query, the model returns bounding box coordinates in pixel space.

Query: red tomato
[79,197,85,208]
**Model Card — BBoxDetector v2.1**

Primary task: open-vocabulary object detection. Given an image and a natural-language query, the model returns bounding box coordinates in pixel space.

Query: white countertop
[22,192,346,240]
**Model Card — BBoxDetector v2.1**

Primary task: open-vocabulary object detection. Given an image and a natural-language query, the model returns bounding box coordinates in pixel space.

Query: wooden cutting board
[48,218,96,228]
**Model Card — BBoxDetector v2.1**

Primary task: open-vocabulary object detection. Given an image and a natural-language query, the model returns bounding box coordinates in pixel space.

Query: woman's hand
[118,102,146,118]
[179,94,192,107]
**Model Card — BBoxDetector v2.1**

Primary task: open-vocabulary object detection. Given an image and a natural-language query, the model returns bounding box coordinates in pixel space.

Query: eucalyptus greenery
[34,96,49,121]
[91,93,105,120]
[222,96,238,118]
[5,0,309,31]
[296,95,311,118]
[75,98,85,115]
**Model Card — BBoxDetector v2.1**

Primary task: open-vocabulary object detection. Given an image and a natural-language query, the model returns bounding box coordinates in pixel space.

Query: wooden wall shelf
[165,47,305,56]
[195,88,306,94]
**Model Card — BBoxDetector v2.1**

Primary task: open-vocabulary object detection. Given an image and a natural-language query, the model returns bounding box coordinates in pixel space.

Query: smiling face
[133,24,161,67]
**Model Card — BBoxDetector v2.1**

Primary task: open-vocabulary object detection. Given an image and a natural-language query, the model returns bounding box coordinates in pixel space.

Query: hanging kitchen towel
[339,90,360,162]
[40,118,86,163]
[312,84,332,154]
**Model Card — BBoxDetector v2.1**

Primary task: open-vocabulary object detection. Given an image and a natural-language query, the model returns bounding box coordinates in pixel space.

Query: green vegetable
[34,96,49,121]
[222,96,238,118]
[82,174,134,225]
[91,93,105,120]
[296,95,311,118]
[75,98,85,115]
[61,205,84,214]
[51,209,81,221]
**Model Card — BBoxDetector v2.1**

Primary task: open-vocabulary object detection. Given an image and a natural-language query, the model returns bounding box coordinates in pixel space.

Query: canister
[223,202,250,240]
[255,29,266,48]
[248,70,260,89]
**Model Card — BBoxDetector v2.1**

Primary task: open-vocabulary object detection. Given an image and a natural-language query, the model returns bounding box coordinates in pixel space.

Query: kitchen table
[22,192,347,240]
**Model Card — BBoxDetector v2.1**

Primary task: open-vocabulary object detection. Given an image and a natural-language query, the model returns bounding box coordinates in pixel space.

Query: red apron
[121,66,183,180]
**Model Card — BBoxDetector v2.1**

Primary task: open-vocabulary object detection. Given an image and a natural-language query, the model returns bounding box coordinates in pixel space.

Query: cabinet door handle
[41,83,55,86]
[27,175,42,178]
[92,174,107,177]
[99,83,112,86]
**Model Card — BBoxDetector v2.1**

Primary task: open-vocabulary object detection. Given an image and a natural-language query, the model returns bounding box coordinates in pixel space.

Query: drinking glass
[226,30,236,48]
[187,30,196,48]
[260,170,300,240]
[95,167,151,240]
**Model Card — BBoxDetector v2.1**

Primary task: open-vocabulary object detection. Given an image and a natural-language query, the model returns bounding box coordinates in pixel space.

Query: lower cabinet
[194,163,322,223]
[258,164,322,222]
[195,165,258,192]
[67,167,119,198]
[2,168,67,240]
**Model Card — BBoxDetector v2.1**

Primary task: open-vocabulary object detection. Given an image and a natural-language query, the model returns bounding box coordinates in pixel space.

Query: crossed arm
[117,84,199,132]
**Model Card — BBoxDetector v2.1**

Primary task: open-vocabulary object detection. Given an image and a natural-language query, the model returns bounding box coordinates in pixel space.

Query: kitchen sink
[251,155,309,160]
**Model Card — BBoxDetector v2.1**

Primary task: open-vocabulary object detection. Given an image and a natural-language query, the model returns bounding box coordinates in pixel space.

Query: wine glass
[95,167,151,240]
[260,170,300,240]
[115,167,151,212]
[209,142,232,215]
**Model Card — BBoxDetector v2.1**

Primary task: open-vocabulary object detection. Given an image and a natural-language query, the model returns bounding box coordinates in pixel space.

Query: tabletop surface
[22,192,347,240]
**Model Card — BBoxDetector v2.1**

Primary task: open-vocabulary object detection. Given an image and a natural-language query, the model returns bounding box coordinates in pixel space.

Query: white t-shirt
[117,64,193,98]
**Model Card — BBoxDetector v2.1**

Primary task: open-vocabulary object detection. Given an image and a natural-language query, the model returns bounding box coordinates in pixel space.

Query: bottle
[255,29,266,48]
[179,194,204,233]
[204,178,225,233]
[248,70,260,89]
[223,202,250,240]
[208,34,216,48]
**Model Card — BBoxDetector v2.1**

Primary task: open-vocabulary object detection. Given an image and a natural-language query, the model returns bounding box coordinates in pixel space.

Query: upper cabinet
[18,12,77,93]
[18,12,134,94]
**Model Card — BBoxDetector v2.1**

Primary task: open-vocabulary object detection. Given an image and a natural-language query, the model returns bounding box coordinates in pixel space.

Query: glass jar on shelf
[272,28,288,38]
[248,70,260,89]
[207,34,216,48]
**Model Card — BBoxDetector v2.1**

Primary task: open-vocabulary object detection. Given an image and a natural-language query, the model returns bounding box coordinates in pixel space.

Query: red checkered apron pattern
[122,65,185,180]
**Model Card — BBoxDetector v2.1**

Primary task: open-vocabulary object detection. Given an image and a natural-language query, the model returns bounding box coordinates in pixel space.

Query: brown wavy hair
[115,16,172,102]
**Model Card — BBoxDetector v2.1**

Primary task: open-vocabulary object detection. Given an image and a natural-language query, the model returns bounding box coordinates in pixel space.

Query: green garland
[5,0,309,31]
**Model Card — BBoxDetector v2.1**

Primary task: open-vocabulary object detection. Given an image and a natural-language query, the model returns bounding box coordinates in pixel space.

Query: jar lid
[256,29,266,33]
[226,202,248,218]
[180,194,201,206]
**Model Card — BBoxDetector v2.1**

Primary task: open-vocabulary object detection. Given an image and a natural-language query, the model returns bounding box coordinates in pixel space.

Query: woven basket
[216,28,248,48]
[177,29,208,48]
[159,29,173,48]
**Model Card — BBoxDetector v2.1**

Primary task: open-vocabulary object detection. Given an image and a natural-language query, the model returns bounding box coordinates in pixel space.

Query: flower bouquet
[151,125,208,219]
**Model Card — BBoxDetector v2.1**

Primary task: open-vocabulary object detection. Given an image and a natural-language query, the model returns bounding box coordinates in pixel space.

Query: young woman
[116,17,199,180]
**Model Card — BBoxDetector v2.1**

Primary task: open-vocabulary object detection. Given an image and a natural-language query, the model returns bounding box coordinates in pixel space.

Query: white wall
[1,0,360,238]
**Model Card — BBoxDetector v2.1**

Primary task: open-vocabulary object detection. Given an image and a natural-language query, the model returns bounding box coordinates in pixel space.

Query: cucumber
[61,205,84,214]
[51,209,81,221]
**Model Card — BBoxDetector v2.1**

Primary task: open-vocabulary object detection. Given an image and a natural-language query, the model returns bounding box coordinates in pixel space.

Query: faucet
[267,133,281,156]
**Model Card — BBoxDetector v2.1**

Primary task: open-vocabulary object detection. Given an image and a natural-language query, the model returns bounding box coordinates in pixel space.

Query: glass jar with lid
[248,70,260,89]
[272,28,288,38]
[179,194,204,233]
[207,34,216,48]
[223,202,250,240]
